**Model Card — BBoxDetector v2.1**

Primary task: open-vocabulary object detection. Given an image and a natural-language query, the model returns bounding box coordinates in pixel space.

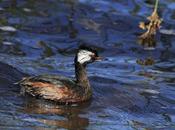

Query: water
[0,0,175,129]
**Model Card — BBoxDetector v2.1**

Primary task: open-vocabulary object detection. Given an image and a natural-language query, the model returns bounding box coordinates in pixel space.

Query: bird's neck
[75,62,91,91]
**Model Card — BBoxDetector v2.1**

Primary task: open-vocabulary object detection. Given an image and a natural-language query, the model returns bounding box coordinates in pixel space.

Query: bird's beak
[94,56,103,61]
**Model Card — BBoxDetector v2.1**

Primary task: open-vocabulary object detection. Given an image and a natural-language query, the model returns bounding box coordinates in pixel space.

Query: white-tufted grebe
[19,46,102,104]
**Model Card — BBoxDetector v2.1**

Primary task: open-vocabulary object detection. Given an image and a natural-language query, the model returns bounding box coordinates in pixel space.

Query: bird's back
[19,74,88,103]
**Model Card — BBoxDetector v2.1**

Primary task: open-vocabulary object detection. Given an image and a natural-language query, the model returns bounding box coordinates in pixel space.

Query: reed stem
[154,0,159,13]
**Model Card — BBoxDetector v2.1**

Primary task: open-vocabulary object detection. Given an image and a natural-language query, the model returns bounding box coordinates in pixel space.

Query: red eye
[90,54,95,58]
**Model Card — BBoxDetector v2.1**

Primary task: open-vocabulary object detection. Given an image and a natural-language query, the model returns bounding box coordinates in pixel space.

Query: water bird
[18,46,102,104]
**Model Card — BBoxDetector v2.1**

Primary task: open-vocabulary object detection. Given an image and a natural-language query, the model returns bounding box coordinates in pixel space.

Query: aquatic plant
[138,0,162,46]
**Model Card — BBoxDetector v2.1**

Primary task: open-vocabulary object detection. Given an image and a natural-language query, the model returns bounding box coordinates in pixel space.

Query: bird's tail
[13,77,28,85]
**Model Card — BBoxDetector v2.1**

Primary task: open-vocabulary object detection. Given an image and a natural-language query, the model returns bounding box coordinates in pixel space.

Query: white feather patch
[77,50,93,64]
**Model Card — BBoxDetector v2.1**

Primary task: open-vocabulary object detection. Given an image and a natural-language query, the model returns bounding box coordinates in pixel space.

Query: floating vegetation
[139,34,156,50]
[138,0,162,47]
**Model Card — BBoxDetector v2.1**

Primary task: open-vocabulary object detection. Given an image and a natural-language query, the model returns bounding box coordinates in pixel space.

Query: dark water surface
[0,0,175,129]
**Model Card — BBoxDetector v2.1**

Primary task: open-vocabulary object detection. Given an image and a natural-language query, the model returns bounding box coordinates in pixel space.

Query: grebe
[19,46,102,104]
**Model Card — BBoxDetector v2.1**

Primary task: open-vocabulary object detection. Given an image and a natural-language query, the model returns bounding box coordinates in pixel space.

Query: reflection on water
[0,0,175,130]
[21,98,90,129]
[136,57,155,66]
[138,34,157,50]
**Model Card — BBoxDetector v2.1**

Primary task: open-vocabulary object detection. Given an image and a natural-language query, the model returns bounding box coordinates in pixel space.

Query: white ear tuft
[77,50,93,64]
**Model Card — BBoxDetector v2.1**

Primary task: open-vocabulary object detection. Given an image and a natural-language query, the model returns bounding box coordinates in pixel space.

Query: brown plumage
[19,46,102,104]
